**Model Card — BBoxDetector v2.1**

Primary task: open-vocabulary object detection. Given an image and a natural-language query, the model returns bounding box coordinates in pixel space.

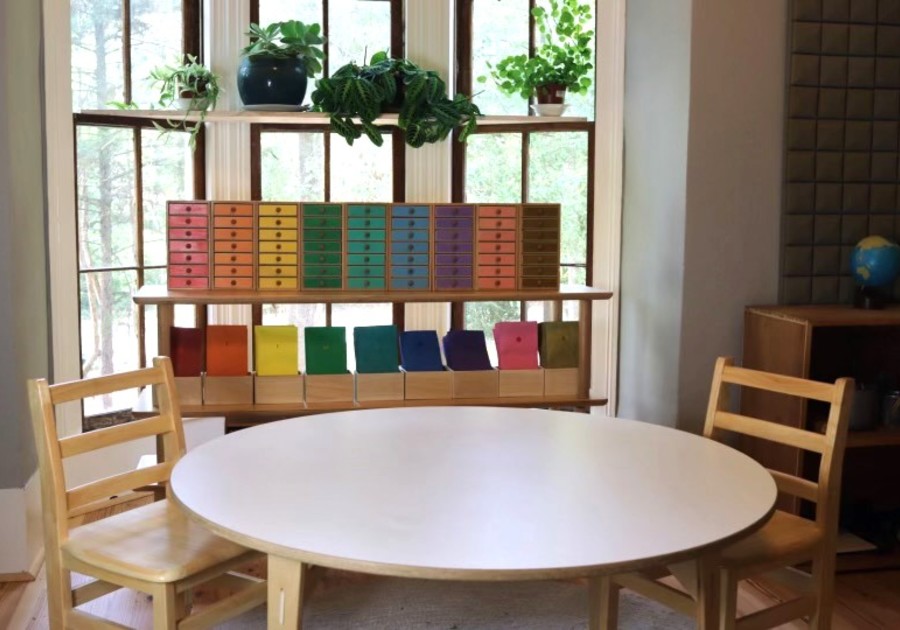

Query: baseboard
[0,470,43,580]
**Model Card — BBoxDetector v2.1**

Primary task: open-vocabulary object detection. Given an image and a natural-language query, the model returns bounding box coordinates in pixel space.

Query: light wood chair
[593,356,853,630]
[29,356,267,630]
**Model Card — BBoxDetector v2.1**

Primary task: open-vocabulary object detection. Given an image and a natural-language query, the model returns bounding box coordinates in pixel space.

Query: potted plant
[238,20,325,109]
[149,54,221,148]
[480,0,593,115]
[311,51,481,148]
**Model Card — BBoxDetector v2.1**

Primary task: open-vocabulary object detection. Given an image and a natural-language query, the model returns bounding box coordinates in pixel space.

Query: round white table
[170,407,776,629]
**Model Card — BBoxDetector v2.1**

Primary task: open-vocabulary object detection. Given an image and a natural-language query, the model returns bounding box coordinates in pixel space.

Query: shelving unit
[134,284,611,424]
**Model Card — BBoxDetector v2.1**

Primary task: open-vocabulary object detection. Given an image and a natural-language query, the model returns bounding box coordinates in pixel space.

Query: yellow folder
[254,325,299,376]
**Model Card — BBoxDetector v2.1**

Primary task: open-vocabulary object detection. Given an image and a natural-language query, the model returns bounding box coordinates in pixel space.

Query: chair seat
[720,509,823,570]
[62,498,251,584]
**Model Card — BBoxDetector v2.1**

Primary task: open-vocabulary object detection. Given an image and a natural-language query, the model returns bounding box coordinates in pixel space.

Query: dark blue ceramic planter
[237,56,308,107]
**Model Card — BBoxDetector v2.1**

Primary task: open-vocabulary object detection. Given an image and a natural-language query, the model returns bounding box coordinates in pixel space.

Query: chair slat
[67,609,132,630]
[715,411,826,454]
[50,367,165,405]
[60,415,170,459]
[768,468,819,503]
[66,462,173,514]
[722,365,835,402]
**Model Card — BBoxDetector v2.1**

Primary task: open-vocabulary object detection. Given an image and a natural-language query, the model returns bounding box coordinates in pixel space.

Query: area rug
[219,575,694,629]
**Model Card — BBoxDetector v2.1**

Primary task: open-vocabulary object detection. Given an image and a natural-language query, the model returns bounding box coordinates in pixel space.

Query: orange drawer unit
[256,202,300,290]
[475,205,519,291]
[212,202,255,290]
[519,204,561,290]
[167,201,210,289]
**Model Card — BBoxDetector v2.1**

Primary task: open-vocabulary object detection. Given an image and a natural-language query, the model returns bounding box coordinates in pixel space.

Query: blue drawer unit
[392,204,430,218]
[389,204,431,290]
[390,240,430,254]
[391,277,430,290]
[390,266,429,278]
[391,253,429,266]
[391,217,430,230]
[346,204,388,290]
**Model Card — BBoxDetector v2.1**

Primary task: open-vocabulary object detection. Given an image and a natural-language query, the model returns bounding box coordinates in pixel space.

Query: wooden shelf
[836,547,900,573]
[134,284,612,305]
[747,304,900,327]
[847,427,900,448]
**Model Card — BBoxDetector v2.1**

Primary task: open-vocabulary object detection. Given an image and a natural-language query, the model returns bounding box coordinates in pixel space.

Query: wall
[618,0,785,429]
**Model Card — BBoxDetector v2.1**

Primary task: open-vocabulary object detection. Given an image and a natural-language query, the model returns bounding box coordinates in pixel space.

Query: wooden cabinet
[742,305,900,570]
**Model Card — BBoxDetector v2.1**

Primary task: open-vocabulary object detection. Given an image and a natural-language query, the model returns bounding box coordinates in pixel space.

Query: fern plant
[311,51,480,148]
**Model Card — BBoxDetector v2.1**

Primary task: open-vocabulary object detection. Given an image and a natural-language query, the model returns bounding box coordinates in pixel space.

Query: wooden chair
[29,356,266,630]
[593,356,853,630]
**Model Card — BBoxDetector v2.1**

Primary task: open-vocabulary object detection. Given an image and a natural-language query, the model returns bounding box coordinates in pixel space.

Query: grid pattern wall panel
[783,0,900,304]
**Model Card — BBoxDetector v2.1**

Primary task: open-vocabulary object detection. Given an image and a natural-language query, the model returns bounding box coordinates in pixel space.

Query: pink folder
[493,321,539,370]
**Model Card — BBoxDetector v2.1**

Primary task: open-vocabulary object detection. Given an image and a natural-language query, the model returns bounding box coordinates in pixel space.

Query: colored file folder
[354,325,400,374]
[442,330,492,371]
[206,325,249,376]
[538,321,579,369]
[493,321,539,370]
[305,327,348,375]
[254,325,299,376]
[170,326,203,377]
[399,331,445,372]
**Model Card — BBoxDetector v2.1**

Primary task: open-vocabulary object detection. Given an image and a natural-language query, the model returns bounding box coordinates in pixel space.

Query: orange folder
[206,325,249,376]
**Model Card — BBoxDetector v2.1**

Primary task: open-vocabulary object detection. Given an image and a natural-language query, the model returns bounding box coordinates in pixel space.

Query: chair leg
[718,569,738,630]
[587,576,620,630]
[175,589,193,621]
[44,552,72,630]
[152,582,179,630]
[809,552,835,630]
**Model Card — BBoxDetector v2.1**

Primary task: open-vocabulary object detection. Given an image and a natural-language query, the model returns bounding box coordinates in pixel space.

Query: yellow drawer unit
[257,201,301,290]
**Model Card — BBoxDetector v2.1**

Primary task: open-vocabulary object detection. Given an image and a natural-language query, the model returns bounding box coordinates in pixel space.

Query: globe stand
[854,285,888,310]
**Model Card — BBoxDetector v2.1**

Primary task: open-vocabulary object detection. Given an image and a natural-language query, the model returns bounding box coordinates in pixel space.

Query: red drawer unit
[212,202,255,290]
[167,201,210,289]
[519,204,561,290]
[475,205,519,290]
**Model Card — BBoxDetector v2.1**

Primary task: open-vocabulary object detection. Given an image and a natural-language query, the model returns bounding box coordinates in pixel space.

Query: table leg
[696,554,720,630]
[267,555,306,629]
[587,575,619,630]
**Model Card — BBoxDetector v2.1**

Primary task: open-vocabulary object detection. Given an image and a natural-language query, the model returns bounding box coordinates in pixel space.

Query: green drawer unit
[303,203,342,217]
[303,217,342,229]
[304,265,342,278]
[347,217,387,229]
[348,229,386,241]
[347,266,386,278]
[304,252,343,265]
[303,229,342,241]
[348,278,386,289]
[347,204,387,218]
[347,254,385,265]
[347,241,386,254]
[303,277,342,289]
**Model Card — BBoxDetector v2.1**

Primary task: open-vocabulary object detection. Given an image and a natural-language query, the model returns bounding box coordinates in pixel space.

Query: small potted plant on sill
[149,54,221,149]
[480,0,593,116]
[310,50,481,148]
[238,19,325,110]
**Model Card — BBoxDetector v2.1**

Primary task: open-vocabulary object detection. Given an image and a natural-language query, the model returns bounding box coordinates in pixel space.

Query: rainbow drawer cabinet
[390,204,432,291]
[346,204,388,290]
[434,204,475,291]
[520,204,560,290]
[257,202,299,290]
[302,203,344,290]
[212,202,255,289]
[167,201,210,289]
[476,204,518,291]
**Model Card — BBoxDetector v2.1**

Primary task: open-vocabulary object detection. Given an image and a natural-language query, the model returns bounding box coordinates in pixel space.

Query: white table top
[170,407,776,580]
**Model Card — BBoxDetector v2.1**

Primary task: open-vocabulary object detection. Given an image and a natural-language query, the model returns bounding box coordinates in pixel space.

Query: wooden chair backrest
[703,356,853,530]
[28,357,186,542]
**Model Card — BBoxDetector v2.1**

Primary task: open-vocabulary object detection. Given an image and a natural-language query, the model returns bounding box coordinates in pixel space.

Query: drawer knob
[186,279,193,286]
[494,245,501,251]
[408,232,414,239]
[185,218,192,225]
[407,256,413,263]
[408,220,415,227]
[453,257,459,263]
[495,280,501,287]
[365,232,371,239]
[185,243,193,250]
[364,269,370,275]
[495,232,501,239]
[230,218,237,225]
[319,255,326,262]
[230,279,237,286]
[276,207,282,213]
[516,336,522,342]
[186,206,193,213]
[186,230,192,237]
[495,268,500,275]
[407,280,414,287]
[364,280,370,287]
[230,206,237,213]
[276,268,282,275]
[364,256,370,263]
[276,243,283,250]
[185,255,193,262]
[230,255,236,262]
[186,267,192,274]
[275,219,282,226]
[407,269,414,275]
[276,280,282,286]
[496,221,502,227]
[365,220,371,226]
[276,256,282,262]
[495,257,501,263]
[495,209,501,215]
[230,231,237,237]
[275,231,282,238]
[231,268,237,274]
[451,233,458,240]
[364,244,371,251]
[407,244,414,251]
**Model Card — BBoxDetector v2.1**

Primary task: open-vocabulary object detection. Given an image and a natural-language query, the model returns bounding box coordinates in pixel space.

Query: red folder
[170,327,203,376]
[206,325,249,376]
[493,321,539,370]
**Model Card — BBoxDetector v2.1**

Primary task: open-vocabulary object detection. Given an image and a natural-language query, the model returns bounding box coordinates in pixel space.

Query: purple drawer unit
[435,217,473,229]
[434,229,473,242]
[435,266,472,277]
[434,205,475,218]
[435,253,473,266]
[435,241,473,254]
[436,277,474,290]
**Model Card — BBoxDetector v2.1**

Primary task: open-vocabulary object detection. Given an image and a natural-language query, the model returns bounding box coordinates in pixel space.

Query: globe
[851,236,900,288]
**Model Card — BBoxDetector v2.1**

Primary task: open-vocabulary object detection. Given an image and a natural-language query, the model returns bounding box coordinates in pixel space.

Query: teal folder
[354,325,400,374]
[304,327,348,375]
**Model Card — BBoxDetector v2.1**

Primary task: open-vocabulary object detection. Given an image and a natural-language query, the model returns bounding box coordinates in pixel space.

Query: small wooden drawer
[391,266,429,278]
[522,205,559,218]
[214,228,253,241]
[174,376,203,406]
[478,217,517,230]
[521,265,559,277]
[303,277,342,289]
[304,265,342,278]
[478,205,517,218]
[306,252,344,265]
[347,266,385,277]
[259,216,298,229]
[522,253,559,265]
[348,253,386,266]
[435,254,473,266]
[390,241,430,254]
[544,368,579,397]
[403,369,453,400]
[433,205,474,218]
[203,374,254,405]
[435,266,472,277]
[258,228,298,241]
[347,217,387,229]
[521,241,558,253]
[260,241,299,253]
[168,201,209,215]
[169,264,209,277]
[355,371,404,402]
[391,217,430,230]
[168,277,209,289]
[214,265,253,277]
[391,230,430,243]
[478,253,516,266]
[347,229,386,241]
[391,205,430,217]
[169,215,208,228]
[255,374,304,404]
[520,277,559,289]
[303,217,342,229]
[170,252,208,264]
[478,277,516,290]
[213,203,253,217]
[434,241,473,254]
[302,203,342,217]
[303,229,342,241]
[478,229,517,242]
[169,240,208,253]
[214,215,253,229]
[477,266,516,277]
[214,252,253,265]
[434,217,474,229]
[347,204,387,217]
[214,240,254,253]
[522,217,559,230]
[391,277,430,290]
[434,229,474,242]
[259,277,298,290]
[476,241,516,254]
[258,203,299,217]
[435,277,474,290]
[169,228,208,241]
[498,369,545,398]
[258,253,297,265]
[214,277,253,289]
[522,229,560,241]
[258,265,298,278]
[306,373,354,403]
[451,369,499,399]
[347,241,386,254]
[347,278,386,290]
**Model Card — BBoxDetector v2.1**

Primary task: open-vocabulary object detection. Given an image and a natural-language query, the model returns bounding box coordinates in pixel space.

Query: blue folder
[399,331,445,372]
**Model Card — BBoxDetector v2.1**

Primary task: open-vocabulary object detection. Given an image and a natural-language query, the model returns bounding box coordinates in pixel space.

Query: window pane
[472,0,530,116]
[261,132,326,200]
[262,304,326,371]
[464,301,521,365]
[331,303,393,371]
[259,1,322,33]
[327,0,392,70]
[142,128,192,267]
[464,133,522,203]
[77,126,138,270]
[71,0,125,110]
[130,0,183,108]
[528,132,588,266]
[330,133,393,200]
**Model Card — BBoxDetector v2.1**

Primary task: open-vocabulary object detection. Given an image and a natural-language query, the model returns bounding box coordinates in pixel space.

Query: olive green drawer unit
[519,203,561,290]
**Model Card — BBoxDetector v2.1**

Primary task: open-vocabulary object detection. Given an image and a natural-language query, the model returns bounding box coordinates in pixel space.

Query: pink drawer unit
[168,228,208,241]
[169,252,208,264]
[169,215,208,228]
[168,239,208,253]
[169,264,210,277]
[168,201,209,216]
[167,200,211,290]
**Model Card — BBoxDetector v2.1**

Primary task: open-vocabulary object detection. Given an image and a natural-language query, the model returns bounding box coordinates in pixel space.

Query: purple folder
[442,329,493,371]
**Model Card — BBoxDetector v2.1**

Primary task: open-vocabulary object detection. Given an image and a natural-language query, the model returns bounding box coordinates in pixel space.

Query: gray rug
[218,576,694,629]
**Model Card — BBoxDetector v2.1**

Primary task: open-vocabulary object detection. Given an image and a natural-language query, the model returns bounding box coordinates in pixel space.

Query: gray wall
[0,0,49,488]
[619,0,785,430]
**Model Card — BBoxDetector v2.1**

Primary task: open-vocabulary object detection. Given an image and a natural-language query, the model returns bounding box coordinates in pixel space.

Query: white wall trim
[0,471,42,577]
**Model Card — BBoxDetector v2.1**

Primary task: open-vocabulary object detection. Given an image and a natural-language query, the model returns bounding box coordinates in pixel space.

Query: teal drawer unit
[389,204,431,290]
[301,203,344,289]
[345,204,387,290]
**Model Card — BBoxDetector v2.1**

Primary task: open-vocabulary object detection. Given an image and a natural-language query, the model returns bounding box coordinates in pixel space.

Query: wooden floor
[3,496,900,629]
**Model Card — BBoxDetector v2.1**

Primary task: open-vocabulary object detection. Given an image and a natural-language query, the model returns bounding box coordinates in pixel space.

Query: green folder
[538,321,580,368]
[304,326,348,375]
[354,325,400,374]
